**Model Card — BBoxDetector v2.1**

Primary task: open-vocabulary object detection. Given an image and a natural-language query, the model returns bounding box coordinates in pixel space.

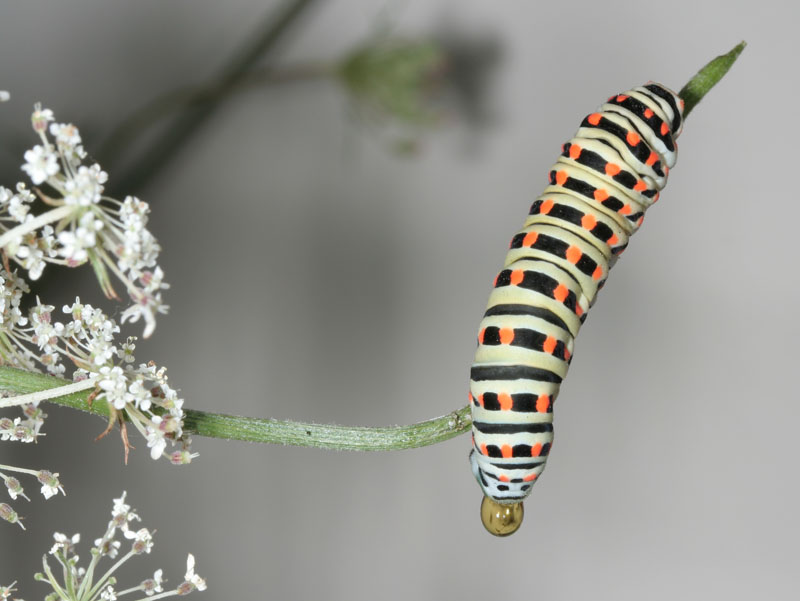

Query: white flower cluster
[0,105,169,338]
[31,492,206,601]
[0,466,64,530]
[0,272,195,466]
[0,378,63,530]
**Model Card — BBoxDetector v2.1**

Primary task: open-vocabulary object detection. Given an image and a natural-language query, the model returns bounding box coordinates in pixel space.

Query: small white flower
[182,554,207,593]
[50,531,80,555]
[0,503,23,529]
[0,90,10,102]
[21,144,59,184]
[109,491,140,534]
[63,163,107,205]
[49,122,85,160]
[97,365,130,410]
[125,527,154,555]
[4,476,27,501]
[31,104,54,132]
[101,585,117,600]
[120,293,168,339]
[38,470,64,499]
[145,420,167,460]
[127,378,152,411]
[94,535,121,558]
[141,569,164,596]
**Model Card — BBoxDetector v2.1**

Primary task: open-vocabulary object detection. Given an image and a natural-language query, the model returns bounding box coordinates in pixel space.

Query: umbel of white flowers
[0,99,195,529]
[0,103,169,338]
[0,492,207,601]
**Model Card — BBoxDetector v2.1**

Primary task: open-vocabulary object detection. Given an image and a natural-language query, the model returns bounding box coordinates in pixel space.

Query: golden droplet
[480,496,524,537]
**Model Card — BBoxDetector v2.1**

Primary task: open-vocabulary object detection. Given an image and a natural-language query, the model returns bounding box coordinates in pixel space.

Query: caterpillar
[469,82,685,536]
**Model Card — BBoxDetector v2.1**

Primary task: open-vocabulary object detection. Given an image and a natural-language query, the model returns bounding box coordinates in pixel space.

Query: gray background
[1,1,797,600]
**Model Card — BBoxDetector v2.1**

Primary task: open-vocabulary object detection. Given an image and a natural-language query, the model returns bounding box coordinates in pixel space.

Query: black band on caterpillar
[469,82,685,506]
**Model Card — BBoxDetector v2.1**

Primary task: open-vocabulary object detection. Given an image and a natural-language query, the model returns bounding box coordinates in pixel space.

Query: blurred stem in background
[109,0,320,195]
[0,43,745,452]
[102,12,501,187]
[102,36,498,183]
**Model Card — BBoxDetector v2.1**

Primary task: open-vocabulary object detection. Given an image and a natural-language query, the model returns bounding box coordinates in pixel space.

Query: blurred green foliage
[338,40,448,126]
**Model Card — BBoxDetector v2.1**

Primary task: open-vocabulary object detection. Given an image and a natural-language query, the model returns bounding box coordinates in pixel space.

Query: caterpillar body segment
[469,82,684,524]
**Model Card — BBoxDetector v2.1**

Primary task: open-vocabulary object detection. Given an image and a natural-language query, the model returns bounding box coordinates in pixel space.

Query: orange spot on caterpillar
[536,394,550,413]
[510,270,524,285]
[543,336,556,354]
[523,231,539,247]
[553,284,568,302]
[644,108,654,119]
[634,180,647,192]
[499,474,510,483]
[523,473,538,482]
[478,394,485,408]
[501,445,513,458]
[564,347,571,361]
[581,214,597,230]
[593,189,609,202]
[569,144,582,160]
[608,233,619,246]
[646,151,658,166]
[480,443,488,456]
[592,265,603,280]
[588,113,602,125]
[531,442,543,457]
[575,302,584,317]
[619,204,632,215]
[566,245,582,264]
[499,328,515,345]
[605,163,621,176]
[626,131,640,146]
[555,170,568,186]
[498,392,513,410]
[540,199,554,214]
[616,94,628,102]
[478,328,486,344]
[660,122,669,135]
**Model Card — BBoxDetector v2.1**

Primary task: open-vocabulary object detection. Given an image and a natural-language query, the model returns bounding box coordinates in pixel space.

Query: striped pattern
[469,82,684,504]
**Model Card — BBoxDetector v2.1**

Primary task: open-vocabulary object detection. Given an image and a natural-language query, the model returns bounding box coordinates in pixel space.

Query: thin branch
[0,378,95,408]
[98,62,332,169]
[0,43,745,453]
[111,0,319,195]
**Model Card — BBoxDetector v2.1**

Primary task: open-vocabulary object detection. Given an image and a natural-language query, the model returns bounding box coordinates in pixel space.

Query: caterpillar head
[470,449,524,536]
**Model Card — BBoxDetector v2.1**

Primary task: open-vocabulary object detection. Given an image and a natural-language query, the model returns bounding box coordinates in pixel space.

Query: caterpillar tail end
[480,496,524,537]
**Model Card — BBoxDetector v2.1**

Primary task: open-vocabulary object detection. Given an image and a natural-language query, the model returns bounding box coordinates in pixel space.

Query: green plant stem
[112,0,319,195]
[0,43,744,453]
[0,366,471,451]
[680,41,746,117]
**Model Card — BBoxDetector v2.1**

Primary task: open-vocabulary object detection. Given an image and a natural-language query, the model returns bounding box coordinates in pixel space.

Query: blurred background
[0,1,797,600]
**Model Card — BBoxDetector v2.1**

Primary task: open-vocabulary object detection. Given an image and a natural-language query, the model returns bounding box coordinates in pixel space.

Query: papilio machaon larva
[469,82,684,536]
